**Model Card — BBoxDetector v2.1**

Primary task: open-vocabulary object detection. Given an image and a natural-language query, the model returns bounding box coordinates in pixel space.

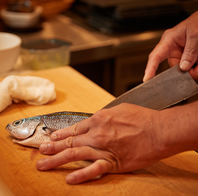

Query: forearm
[159,101,198,158]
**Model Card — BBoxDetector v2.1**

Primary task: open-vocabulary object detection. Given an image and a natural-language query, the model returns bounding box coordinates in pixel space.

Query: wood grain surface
[0,66,198,196]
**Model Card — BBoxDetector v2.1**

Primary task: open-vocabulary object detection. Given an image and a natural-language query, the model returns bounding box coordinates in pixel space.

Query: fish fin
[42,127,56,135]
[12,138,40,148]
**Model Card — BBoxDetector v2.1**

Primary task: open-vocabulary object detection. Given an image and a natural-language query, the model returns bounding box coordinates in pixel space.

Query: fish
[6,111,92,148]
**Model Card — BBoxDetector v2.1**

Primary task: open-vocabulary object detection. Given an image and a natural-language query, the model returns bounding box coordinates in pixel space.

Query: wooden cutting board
[0,66,198,196]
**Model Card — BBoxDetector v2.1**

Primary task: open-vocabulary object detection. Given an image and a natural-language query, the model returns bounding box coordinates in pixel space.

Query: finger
[180,32,198,71]
[40,133,89,155]
[39,140,72,155]
[51,120,89,141]
[66,159,112,184]
[37,146,101,171]
[143,42,169,82]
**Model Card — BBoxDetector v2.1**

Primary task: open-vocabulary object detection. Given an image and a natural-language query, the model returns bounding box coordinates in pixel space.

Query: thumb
[180,33,198,71]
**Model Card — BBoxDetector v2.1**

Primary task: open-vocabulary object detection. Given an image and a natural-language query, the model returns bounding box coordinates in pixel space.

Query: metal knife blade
[103,65,198,110]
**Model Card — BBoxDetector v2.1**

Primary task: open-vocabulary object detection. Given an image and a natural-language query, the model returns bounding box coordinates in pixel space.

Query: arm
[36,102,198,184]
[143,11,198,82]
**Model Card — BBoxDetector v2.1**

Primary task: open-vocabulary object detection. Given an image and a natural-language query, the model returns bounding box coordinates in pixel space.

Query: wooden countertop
[0,66,198,196]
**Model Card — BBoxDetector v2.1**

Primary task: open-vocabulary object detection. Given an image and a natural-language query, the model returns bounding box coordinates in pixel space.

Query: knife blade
[103,65,198,110]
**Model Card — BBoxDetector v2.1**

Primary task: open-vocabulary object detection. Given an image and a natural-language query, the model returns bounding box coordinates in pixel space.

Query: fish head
[6,117,41,139]
[6,116,53,148]
[12,123,53,148]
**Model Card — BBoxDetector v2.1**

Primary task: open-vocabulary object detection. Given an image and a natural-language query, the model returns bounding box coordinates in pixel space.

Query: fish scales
[5,111,93,148]
[41,112,92,130]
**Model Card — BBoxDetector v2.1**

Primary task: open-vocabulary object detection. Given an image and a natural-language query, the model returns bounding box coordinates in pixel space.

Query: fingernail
[93,174,102,179]
[180,61,191,71]
[143,75,147,83]
[143,74,151,83]
[40,143,48,153]
[51,133,57,140]
[66,175,76,184]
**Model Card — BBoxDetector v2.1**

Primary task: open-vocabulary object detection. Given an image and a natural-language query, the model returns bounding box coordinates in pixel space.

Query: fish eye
[12,120,24,127]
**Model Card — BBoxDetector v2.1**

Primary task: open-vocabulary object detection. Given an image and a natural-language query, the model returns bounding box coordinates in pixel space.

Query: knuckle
[148,52,160,64]
[64,148,76,160]
[51,142,56,151]
[183,50,197,64]
[161,28,176,45]
[91,111,103,123]
[162,28,173,38]
[185,48,197,57]
[65,137,73,148]
[95,161,104,173]
[70,124,78,136]
[47,142,57,153]
[92,110,111,124]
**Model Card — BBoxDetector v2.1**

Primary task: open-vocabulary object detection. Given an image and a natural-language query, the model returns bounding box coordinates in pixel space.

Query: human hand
[36,103,165,184]
[143,11,198,82]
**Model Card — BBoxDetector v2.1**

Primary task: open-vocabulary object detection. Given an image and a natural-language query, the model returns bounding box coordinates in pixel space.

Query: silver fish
[6,111,92,148]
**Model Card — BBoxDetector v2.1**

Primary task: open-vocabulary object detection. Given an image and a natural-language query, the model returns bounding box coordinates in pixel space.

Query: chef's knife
[103,65,198,110]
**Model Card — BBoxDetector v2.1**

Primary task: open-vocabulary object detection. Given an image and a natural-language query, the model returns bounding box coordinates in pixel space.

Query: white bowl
[0,6,43,29]
[0,33,21,73]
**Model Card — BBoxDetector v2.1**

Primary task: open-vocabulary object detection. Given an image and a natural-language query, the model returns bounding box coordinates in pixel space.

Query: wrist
[159,102,198,158]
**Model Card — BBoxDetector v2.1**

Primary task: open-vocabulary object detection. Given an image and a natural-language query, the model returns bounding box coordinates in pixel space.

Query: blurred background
[0,0,198,96]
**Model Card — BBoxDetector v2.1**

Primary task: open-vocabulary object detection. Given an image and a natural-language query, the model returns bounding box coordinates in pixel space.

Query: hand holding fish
[37,104,161,184]
[143,11,198,82]
[36,102,198,184]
